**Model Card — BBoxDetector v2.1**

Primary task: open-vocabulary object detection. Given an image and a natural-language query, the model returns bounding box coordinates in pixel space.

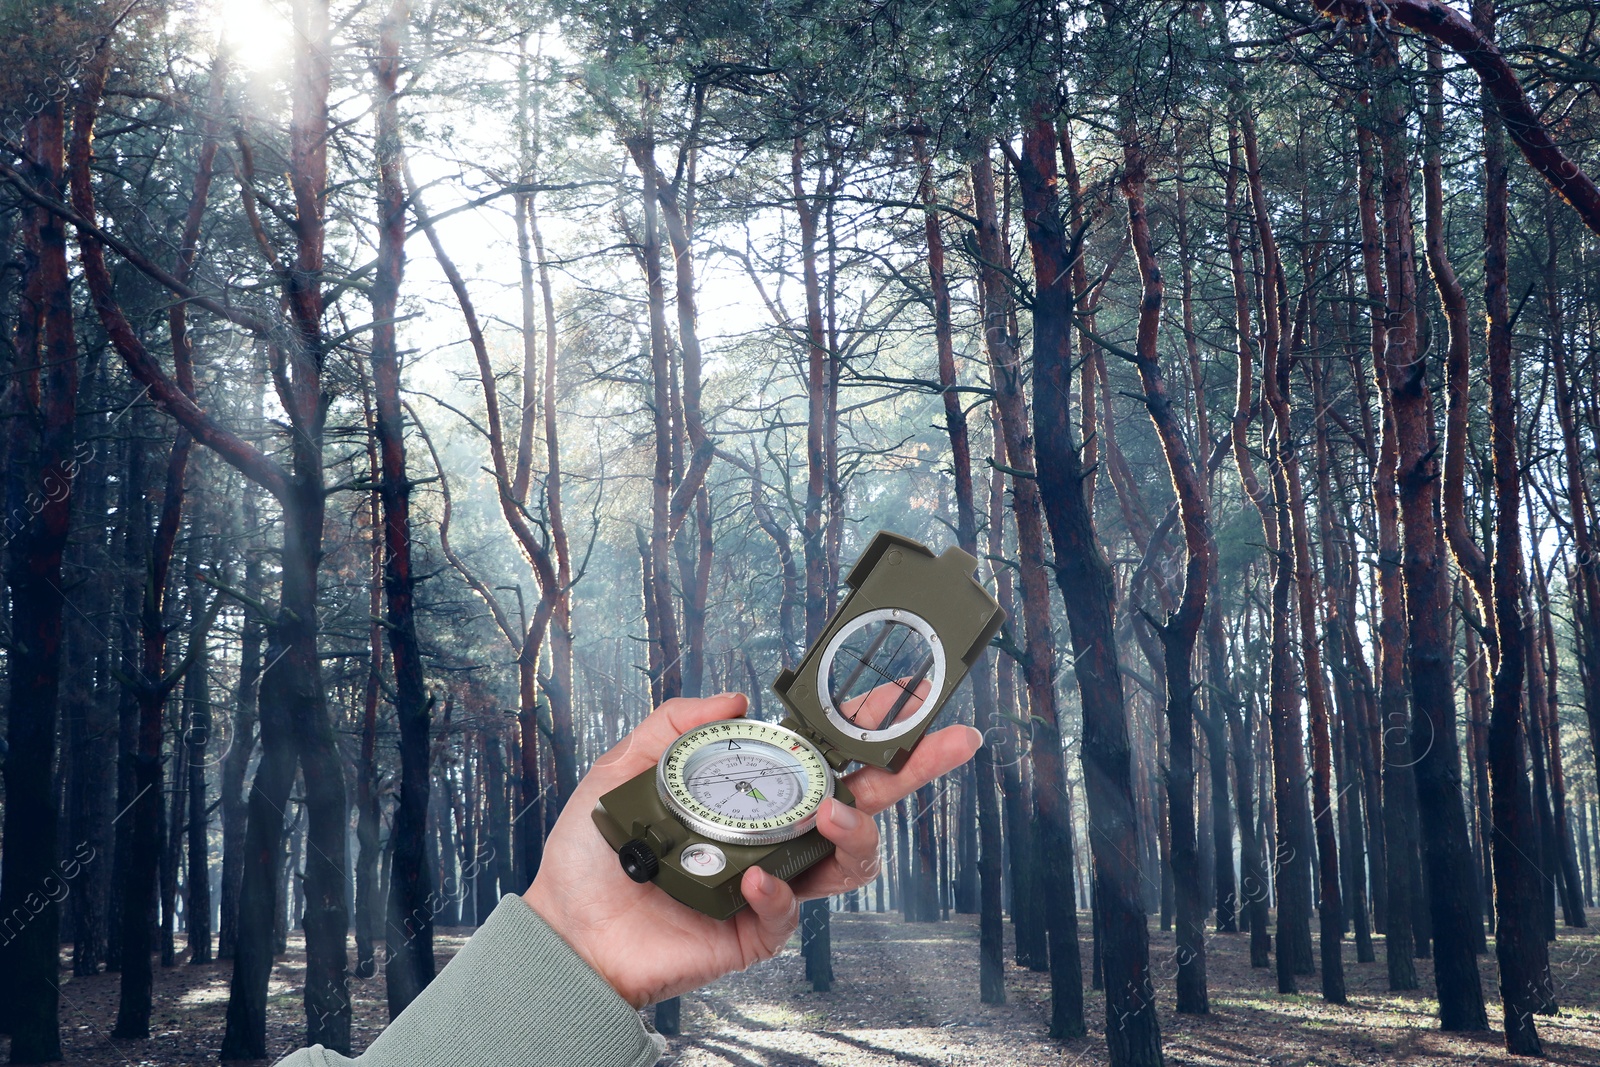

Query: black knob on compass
[618,839,660,883]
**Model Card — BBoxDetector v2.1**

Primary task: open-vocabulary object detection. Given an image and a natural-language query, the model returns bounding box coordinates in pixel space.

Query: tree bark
[973,176,1044,975]
[1173,134,1237,937]
[355,398,384,979]
[219,392,264,964]
[371,1,437,1016]
[1547,197,1600,865]
[793,134,839,996]
[525,38,579,822]
[66,414,113,979]
[407,167,559,892]
[0,95,76,1064]
[1233,106,1316,989]
[1371,30,1488,1032]
[1119,129,1210,1013]
[919,135,1004,1000]
[1348,86,1421,990]
[1530,528,1587,928]
[1010,116,1161,1065]
[982,138,1087,1039]
[1266,236,1345,1001]
[1219,130,1271,968]
[1312,357,1374,964]
[186,576,214,965]
[1468,12,1556,1046]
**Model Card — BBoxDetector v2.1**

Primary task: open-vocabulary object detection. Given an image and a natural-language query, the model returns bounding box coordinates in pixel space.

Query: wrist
[522,882,639,1008]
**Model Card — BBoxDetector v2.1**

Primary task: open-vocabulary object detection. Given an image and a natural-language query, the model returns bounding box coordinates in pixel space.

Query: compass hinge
[779,714,851,773]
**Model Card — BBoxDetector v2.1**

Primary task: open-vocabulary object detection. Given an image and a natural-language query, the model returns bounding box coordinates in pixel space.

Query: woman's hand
[521,691,981,1008]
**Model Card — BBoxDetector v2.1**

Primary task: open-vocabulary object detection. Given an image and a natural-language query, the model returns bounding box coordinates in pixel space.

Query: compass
[658,718,832,846]
[592,530,1005,919]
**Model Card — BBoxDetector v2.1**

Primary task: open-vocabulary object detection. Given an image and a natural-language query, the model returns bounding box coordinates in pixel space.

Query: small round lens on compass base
[680,843,727,877]
[820,609,947,741]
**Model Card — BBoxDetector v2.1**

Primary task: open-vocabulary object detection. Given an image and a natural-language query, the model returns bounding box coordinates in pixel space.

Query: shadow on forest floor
[668,909,1600,1067]
[18,910,1600,1065]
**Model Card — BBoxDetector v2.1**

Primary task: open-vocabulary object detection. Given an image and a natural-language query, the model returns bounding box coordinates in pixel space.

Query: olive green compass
[591,530,1005,919]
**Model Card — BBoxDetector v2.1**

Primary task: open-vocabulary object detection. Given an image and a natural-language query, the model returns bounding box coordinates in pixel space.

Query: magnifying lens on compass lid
[592,530,1006,919]
[820,609,944,741]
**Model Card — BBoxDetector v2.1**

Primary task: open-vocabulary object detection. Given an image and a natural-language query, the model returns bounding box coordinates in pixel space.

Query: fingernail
[829,799,861,830]
[752,867,775,894]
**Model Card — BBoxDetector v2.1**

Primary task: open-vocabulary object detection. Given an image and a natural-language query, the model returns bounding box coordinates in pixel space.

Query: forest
[0,0,1598,1063]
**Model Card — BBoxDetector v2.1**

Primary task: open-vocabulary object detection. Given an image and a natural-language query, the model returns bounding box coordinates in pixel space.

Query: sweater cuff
[350,894,665,1067]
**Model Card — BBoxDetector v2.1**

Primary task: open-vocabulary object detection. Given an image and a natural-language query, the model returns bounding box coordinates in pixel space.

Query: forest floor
[28,908,1600,1066]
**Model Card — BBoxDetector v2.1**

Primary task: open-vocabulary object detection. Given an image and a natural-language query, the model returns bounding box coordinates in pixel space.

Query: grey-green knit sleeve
[273,895,665,1067]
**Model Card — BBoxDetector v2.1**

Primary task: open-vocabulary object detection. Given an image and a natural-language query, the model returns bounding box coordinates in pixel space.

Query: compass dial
[657,719,833,846]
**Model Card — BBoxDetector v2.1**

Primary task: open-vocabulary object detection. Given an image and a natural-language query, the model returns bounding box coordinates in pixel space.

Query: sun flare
[213,0,292,70]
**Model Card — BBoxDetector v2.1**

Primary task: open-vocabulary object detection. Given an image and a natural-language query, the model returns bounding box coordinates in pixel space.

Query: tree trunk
[372,1,436,1017]
[982,138,1087,1039]
[974,218,1043,975]
[1270,233,1345,1002]
[1312,359,1374,965]
[355,394,384,979]
[0,96,76,1064]
[187,583,214,965]
[1011,116,1161,1065]
[105,27,201,1015]
[1227,108,1314,988]
[1350,75,1420,992]
[792,134,839,997]
[1544,200,1600,923]
[163,644,188,972]
[109,428,147,976]
[484,727,515,915]
[520,37,579,823]
[1469,9,1556,1049]
[219,632,299,1060]
[219,407,264,964]
[919,133,1003,997]
[1372,30,1488,1032]
[1119,130,1210,1013]
[1217,133,1271,968]
[407,162,559,896]
[67,388,113,979]
[1530,532,1587,928]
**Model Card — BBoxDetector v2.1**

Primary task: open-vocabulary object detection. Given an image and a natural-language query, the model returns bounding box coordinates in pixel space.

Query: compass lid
[772,531,1006,772]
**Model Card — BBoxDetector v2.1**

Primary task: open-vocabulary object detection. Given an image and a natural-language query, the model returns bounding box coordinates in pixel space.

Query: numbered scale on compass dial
[656,719,834,846]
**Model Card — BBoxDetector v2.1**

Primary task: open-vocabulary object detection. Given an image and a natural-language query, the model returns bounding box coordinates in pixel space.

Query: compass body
[592,530,1005,919]
[591,723,853,919]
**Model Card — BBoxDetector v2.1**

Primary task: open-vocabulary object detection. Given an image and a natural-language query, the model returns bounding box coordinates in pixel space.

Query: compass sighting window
[819,608,947,742]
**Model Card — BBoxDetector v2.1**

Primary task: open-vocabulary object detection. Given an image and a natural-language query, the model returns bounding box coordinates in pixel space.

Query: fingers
[839,723,982,816]
[837,676,931,732]
[789,797,881,900]
[582,692,748,793]
[738,865,799,963]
